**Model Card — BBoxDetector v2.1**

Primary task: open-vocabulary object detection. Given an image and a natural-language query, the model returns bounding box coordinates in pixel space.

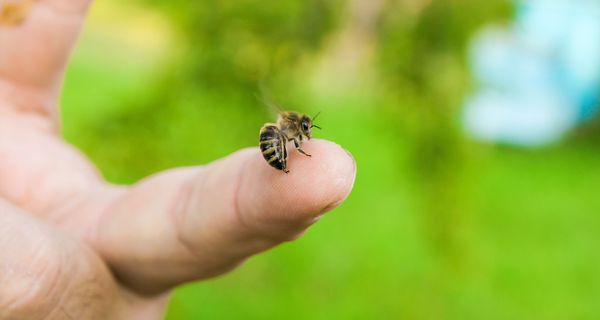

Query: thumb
[94,139,356,295]
[0,200,123,319]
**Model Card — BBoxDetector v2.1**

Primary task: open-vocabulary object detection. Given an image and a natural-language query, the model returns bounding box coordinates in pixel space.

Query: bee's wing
[256,84,284,118]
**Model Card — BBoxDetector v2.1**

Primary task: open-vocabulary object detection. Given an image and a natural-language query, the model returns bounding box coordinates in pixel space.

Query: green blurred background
[61,0,600,319]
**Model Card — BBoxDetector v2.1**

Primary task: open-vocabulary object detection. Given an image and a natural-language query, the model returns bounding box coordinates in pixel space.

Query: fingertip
[290,139,356,215]
[239,139,356,228]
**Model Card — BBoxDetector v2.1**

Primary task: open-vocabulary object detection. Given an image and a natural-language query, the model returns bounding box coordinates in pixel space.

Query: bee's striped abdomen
[259,124,288,172]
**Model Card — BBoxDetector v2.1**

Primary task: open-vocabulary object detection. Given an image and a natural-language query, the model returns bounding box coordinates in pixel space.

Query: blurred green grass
[60,1,600,319]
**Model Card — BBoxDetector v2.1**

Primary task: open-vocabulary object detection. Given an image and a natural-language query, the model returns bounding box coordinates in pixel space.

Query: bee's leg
[297,148,311,157]
[291,138,311,157]
[281,133,290,173]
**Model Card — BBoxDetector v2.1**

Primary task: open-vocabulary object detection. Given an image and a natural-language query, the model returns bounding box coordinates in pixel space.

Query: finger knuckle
[0,242,67,319]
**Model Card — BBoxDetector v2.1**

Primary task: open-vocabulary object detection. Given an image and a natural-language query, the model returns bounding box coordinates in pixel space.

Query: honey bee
[259,111,321,173]
[0,0,33,26]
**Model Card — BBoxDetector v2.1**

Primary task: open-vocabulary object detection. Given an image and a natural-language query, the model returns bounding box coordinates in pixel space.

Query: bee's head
[301,112,321,140]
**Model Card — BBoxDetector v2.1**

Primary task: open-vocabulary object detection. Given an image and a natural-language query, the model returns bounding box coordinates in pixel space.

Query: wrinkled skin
[0,1,356,319]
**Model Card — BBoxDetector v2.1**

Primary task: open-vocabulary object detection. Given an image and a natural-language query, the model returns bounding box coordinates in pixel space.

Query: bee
[259,111,321,173]
[0,0,33,26]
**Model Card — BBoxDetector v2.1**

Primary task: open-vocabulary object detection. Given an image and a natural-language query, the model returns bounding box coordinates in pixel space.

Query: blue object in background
[463,0,600,146]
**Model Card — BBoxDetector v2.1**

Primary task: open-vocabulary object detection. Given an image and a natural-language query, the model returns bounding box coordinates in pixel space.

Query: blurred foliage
[156,0,340,88]
[60,0,600,319]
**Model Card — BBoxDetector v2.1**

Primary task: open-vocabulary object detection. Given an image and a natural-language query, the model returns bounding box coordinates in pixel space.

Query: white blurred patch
[463,0,600,146]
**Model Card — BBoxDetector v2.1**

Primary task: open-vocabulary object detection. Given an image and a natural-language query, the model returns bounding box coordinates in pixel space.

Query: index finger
[0,0,91,118]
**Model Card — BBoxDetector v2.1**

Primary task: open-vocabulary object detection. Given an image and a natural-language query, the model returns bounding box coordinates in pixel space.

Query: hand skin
[0,1,356,319]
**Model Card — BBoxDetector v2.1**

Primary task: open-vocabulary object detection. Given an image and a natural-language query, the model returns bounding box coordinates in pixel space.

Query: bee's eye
[302,122,309,131]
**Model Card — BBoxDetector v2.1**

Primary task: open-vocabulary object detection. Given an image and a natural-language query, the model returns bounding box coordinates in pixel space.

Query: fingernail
[343,148,356,170]
[344,147,357,189]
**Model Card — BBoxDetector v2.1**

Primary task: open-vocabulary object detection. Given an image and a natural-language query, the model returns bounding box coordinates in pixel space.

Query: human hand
[0,1,356,319]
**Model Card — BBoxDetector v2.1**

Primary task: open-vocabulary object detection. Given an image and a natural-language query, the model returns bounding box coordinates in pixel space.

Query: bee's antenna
[312,111,321,120]
[311,125,322,130]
